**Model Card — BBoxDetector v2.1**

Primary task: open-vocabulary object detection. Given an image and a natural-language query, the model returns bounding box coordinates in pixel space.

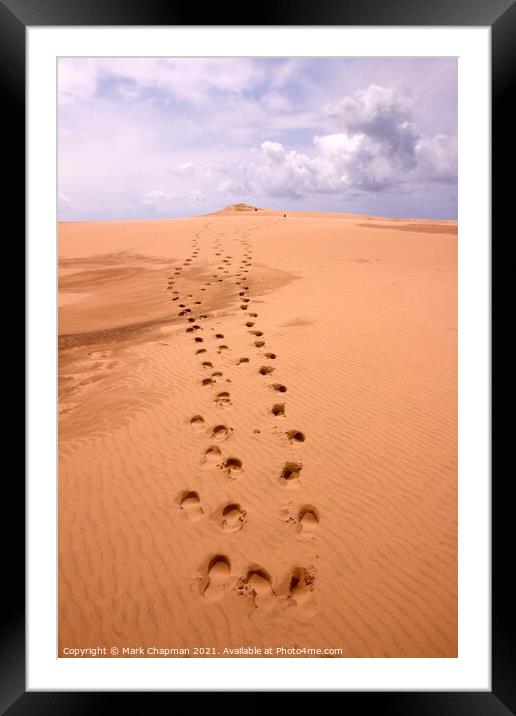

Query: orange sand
[58,206,457,658]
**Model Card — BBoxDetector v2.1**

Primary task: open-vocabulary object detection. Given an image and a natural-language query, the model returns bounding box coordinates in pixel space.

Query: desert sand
[58,205,457,658]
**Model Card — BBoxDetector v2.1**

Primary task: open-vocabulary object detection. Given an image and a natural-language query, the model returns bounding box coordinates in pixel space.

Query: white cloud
[231,85,457,199]
[142,188,176,209]
[58,58,265,106]
[175,162,196,176]
[415,134,457,183]
[326,84,411,128]
[247,131,413,199]
[325,84,419,171]
[253,143,314,198]
[261,141,287,161]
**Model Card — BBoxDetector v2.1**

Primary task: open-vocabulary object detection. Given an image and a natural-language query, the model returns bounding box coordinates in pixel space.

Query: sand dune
[58,208,457,657]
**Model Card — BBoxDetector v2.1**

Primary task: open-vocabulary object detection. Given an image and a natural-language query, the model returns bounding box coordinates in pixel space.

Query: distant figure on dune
[283,213,287,218]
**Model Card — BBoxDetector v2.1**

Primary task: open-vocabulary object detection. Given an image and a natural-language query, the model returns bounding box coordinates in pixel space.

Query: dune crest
[216,203,263,214]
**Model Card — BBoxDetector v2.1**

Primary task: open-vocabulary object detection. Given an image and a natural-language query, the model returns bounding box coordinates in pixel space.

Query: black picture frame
[5,0,511,711]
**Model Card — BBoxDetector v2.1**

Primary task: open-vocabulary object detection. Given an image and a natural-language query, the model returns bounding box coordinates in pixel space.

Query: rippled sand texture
[58,206,457,657]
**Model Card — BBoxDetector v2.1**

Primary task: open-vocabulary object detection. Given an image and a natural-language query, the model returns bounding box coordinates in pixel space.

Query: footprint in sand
[237,357,250,365]
[254,340,265,348]
[286,430,305,443]
[222,457,243,479]
[288,567,315,606]
[179,491,204,521]
[280,461,303,486]
[190,415,205,431]
[259,366,274,375]
[201,361,213,368]
[271,383,287,392]
[299,506,320,532]
[215,391,231,407]
[271,403,285,416]
[201,445,222,468]
[220,503,246,531]
[202,556,231,602]
[211,424,233,441]
[243,568,276,609]
[265,352,277,360]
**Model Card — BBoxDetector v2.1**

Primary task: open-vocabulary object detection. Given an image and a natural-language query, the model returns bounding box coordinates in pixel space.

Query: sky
[58,58,457,221]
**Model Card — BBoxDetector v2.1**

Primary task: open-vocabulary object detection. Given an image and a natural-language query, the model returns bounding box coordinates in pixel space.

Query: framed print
[4,0,512,710]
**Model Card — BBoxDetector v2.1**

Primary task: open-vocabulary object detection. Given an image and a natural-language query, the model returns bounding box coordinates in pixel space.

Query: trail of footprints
[168,222,319,609]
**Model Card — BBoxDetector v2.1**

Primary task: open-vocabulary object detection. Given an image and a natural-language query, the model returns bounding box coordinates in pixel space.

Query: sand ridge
[58,210,457,657]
